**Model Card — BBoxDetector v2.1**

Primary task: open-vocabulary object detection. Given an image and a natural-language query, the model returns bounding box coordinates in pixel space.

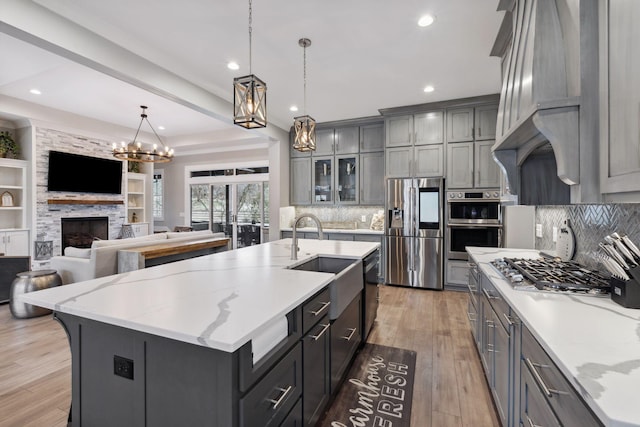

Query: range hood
[490,0,581,199]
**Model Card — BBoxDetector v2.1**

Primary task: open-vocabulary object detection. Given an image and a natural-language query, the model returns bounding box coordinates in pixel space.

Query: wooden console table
[118,238,231,273]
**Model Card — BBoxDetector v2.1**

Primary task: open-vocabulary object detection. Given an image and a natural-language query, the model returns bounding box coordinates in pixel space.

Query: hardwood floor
[0,286,498,427]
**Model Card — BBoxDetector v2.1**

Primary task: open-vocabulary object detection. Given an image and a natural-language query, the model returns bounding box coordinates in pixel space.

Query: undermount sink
[288,256,363,319]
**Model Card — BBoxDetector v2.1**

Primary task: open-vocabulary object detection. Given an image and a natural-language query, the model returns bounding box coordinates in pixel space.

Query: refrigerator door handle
[409,185,416,240]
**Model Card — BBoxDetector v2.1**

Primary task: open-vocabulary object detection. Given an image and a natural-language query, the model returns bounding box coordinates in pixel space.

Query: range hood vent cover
[491,0,581,196]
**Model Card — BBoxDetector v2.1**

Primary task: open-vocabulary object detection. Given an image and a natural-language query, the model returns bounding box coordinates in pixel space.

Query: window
[153,169,164,221]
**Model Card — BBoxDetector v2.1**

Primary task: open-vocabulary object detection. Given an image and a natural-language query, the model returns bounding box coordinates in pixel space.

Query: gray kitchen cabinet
[290,158,312,205]
[385,110,444,147]
[385,115,413,147]
[359,122,384,152]
[475,140,500,188]
[385,146,412,178]
[520,361,562,427]
[447,141,499,189]
[520,325,602,427]
[474,105,498,141]
[312,156,334,204]
[447,107,474,142]
[446,259,470,289]
[359,151,384,205]
[447,105,498,142]
[414,110,444,145]
[414,144,444,177]
[334,126,359,154]
[331,293,362,392]
[301,288,331,426]
[447,142,474,188]
[336,155,359,204]
[302,314,331,426]
[315,129,335,156]
[328,233,354,241]
[600,1,640,196]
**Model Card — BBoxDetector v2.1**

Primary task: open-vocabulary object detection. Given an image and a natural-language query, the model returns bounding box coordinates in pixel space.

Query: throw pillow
[64,246,92,258]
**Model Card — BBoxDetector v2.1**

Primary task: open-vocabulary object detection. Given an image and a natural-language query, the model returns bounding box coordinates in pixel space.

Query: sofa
[51,230,226,284]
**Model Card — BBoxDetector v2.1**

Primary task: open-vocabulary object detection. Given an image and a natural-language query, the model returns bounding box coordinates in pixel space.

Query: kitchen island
[19,238,380,427]
[467,247,640,427]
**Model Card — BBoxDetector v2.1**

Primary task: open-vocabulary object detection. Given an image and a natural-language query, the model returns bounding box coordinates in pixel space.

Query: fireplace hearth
[61,217,109,251]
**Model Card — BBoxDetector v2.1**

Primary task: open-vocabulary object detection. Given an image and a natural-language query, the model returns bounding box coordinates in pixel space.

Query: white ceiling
[0,0,504,152]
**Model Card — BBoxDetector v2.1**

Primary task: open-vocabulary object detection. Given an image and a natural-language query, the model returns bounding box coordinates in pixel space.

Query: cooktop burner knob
[457,192,463,198]
[493,191,500,198]
[511,274,524,283]
[484,192,490,198]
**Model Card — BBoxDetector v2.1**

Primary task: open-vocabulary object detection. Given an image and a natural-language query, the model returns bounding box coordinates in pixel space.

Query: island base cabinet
[280,398,303,426]
[520,362,561,427]
[520,326,603,427]
[239,343,303,427]
[331,293,362,391]
[303,314,331,426]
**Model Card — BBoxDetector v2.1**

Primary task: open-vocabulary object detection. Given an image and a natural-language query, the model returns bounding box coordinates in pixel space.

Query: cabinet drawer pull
[525,358,567,398]
[466,311,476,322]
[525,415,542,427]
[267,385,293,410]
[309,301,330,316]
[310,323,331,341]
[341,327,357,341]
[502,313,514,327]
[482,288,498,300]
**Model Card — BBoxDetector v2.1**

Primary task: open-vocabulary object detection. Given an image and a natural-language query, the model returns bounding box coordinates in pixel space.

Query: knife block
[610,266,640,309]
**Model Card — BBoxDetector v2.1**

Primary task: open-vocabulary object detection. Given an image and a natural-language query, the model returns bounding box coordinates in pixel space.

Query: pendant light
[112,106,174,163]
[293,38,316,152]
[233,0,267,129]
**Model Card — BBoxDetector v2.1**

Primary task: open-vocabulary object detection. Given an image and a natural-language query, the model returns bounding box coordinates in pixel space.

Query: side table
[10,270,62,319]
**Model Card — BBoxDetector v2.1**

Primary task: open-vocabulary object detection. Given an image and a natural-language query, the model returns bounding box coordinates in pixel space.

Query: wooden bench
[117,237,231,273]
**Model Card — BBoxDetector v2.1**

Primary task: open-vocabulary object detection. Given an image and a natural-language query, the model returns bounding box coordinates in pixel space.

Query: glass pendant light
[233,0,267,129]
[293,38,316,152]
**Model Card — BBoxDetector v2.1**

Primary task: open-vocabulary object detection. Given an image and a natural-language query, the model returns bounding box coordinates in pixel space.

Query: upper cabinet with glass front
[312,156,333,204]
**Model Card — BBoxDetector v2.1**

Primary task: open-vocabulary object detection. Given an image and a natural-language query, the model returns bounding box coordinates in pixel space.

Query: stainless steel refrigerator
[385,178,444,289]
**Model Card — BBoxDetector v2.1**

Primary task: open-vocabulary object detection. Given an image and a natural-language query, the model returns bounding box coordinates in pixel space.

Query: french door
[190,182,268,249]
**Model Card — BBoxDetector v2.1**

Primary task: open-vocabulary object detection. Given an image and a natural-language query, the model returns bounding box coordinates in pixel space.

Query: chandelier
[293,38,316,152]
[112,106,174,163]
[233,0,267,128]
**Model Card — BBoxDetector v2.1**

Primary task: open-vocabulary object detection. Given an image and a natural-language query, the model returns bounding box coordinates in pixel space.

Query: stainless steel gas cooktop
[491,256,611,295]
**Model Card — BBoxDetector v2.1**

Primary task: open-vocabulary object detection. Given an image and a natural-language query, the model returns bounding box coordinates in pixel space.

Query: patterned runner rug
[318,344,417,427]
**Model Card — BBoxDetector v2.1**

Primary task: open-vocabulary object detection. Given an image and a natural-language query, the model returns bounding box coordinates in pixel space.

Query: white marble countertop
[18,239,379,353]
[467,247,640,427]
[280,227,383,235]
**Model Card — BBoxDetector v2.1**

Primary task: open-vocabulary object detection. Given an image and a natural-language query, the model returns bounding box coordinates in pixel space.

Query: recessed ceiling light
[418,14,435,27]
[424,85,435,93]
[30,88,42,95]
[158,126,165,130]
[290,105,299,112]
[227,61,239,70]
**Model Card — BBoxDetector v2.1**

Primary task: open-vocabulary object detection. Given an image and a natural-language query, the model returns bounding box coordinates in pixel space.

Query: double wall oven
[446,190,502,260]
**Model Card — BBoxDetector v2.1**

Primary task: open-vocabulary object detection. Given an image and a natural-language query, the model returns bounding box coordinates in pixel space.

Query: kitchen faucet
[291,214,324,260]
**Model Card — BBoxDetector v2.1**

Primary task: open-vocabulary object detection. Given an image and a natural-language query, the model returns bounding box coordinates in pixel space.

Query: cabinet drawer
[481,277,510,331]
[331,293,362,391]
[302,288,331,334]
[240,342,302,427]
[521,327,602,427]
[280,398,302,427]
[520,359,561,427]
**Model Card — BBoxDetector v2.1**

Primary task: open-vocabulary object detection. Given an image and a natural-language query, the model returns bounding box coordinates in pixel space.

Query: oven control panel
[447,191,500,200]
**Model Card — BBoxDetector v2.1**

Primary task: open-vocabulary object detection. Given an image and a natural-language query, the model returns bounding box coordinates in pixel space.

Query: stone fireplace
[61,217,109,251]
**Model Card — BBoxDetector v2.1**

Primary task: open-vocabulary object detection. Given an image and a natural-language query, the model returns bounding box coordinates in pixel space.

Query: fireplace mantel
[48,199,124,205]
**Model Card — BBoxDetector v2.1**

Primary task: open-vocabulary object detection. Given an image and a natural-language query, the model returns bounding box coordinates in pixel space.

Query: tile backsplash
[535,204,640,269]
[291,206,384,229]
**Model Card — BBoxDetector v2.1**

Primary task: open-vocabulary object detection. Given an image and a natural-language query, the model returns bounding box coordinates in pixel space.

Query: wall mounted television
[47,151,123,194]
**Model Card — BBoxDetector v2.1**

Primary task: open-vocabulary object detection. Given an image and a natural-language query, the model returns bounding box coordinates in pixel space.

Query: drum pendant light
[293,38,316,152]
[233,0,267,129]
